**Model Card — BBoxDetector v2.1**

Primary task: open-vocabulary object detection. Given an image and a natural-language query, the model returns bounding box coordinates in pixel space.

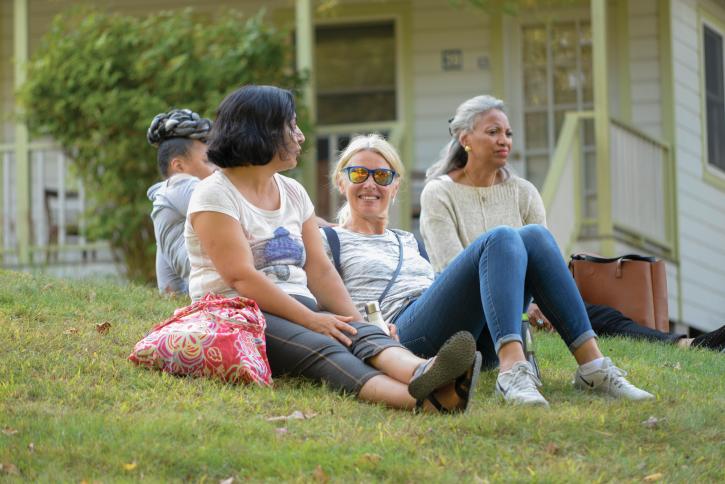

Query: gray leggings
[263,296,404,394]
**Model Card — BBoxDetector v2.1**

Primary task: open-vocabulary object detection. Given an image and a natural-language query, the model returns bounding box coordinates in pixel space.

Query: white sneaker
[496,361,549,406]
[573,357,654,401]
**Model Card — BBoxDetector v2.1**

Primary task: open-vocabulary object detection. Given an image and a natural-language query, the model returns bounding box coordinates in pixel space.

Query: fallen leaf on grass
[219,478,235,484]
[359,453,381,465]
[644,472,663,481]
[123,462,137,471]
[42,283,54,291]
[641,416,665,428]
[27,442,34,452]
[266,410,318,422]
[1,427,18,436]
[63,327,79,335]
[313,465,329,483]
[95,322,112,334]
[0,463,19,475]
[664,362,681,370]
[545,442,560,455]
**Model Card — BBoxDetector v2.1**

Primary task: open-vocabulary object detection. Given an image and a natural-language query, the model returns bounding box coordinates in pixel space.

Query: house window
[315,22,396,125]
[704,24,725,173]
[520,20,594,189]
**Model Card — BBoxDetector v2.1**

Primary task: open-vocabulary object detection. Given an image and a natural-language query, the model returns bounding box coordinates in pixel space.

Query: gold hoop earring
[464,145,472,152]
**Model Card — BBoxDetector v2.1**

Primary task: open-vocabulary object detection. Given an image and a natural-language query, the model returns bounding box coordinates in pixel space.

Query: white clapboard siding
[411,0,492,172]
[671,0,725,331]
[629,0,662,138]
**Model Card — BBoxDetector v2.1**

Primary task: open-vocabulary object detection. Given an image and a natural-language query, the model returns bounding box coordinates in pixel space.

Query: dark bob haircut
[206,85,296,168]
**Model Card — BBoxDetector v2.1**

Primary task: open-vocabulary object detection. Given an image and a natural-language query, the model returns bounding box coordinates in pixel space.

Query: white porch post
[591,0,614,255]
[14,0,31,264]
[295,0,317,204]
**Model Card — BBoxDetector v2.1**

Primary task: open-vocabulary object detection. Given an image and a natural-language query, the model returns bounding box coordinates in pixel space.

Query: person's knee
[522,225,562,249]
[487,225,519,242]
[482,226,526,258]
[519,224,552,242]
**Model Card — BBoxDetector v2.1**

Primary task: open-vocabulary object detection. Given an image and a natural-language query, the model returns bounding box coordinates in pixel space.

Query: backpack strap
[416,237,429,262]
[322,226,403,306]
[321,226,342,274]
[377,230,403,305]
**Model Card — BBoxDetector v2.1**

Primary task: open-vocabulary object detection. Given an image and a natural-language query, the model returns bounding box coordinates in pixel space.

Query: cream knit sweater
[419,172,546,272]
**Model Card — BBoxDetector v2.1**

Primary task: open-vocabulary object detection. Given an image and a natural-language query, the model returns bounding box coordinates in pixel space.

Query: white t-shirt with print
[185,170,315,302]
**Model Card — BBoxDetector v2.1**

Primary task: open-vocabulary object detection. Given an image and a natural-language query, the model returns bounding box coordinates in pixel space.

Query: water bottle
[365,301,390,336]
[522,319,541,379]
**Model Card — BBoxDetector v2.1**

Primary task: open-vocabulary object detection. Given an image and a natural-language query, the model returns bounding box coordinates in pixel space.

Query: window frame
[699,7,725,191]
[315,20,398,125]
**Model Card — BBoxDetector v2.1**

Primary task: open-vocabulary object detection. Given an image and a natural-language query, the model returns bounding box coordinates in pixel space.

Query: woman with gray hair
[423,94,725,354]
[324,132,654,407]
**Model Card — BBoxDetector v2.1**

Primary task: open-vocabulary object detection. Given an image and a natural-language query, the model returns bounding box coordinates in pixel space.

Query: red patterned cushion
[129,293,271,385]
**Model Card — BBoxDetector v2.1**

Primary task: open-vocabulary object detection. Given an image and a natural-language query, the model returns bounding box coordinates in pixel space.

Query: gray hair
[425,95,506,181]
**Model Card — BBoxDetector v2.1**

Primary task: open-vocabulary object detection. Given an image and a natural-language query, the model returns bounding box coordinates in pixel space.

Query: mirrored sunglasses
[343,166,397,186]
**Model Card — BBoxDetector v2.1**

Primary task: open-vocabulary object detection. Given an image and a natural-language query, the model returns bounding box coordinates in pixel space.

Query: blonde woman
[323,134,653,406]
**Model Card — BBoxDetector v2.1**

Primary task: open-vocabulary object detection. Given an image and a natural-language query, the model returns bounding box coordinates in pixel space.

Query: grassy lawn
[1,269,723,482]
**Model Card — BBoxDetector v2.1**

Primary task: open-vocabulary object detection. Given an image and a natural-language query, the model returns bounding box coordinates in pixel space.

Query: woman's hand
[302,312,358,346]
[387,323,400,342]
[527,303,554,332]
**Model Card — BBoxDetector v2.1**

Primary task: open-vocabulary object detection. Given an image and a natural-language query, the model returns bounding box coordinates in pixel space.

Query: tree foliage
[19,7,305,283]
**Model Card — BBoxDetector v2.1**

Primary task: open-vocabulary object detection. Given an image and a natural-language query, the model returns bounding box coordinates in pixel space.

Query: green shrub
[19,7,305,283]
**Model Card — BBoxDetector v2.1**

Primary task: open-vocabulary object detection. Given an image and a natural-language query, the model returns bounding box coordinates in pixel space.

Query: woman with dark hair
[147,108,215,294]
[184,85,481,413]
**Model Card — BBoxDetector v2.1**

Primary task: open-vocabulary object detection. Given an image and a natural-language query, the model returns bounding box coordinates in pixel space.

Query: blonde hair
[426,95,506,181]
[332,134,405,225]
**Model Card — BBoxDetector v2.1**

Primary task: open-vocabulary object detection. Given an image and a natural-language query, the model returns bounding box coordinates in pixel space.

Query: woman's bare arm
[302,215,363,321]
[190,211,357,345]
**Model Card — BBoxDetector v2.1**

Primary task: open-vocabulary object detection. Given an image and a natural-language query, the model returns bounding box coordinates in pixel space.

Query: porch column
[14,0,30,264]
[295,0,317,204]
[591,0,614,256]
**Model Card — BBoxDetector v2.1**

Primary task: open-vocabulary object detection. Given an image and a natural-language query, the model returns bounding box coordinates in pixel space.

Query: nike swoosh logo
[579,375,595,388]
[497,381,508,396]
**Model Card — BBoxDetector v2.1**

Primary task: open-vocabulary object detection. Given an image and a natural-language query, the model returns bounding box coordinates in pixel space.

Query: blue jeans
[393,225,597,368]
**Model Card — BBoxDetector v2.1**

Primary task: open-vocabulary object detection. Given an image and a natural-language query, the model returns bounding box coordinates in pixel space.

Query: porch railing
[542,112,675,258]
[0,141,111,268]
[608,119,673,251]
[541,111,592,256]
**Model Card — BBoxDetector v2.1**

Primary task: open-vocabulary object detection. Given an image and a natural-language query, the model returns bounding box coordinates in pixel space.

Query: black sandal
[454,351,482,413]
[408,332,477,413]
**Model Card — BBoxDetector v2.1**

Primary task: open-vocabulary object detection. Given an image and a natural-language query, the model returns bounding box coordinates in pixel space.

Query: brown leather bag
[569,254,669,332]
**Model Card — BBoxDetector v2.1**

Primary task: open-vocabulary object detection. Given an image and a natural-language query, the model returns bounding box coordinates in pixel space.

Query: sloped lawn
[1,269,723,482]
